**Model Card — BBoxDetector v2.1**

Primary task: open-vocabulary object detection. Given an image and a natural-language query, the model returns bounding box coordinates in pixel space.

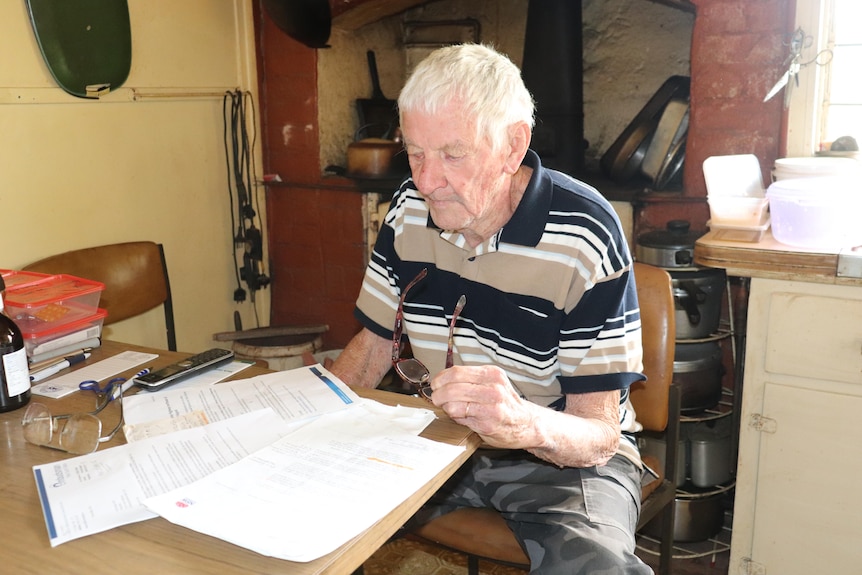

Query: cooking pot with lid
[636,220,704,268]
[671,268,726,339]
[636,221,725,339]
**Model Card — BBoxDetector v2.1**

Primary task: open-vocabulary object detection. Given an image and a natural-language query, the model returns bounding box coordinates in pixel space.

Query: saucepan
[643,487,727,542]
[346,124,407,179]
[673,341,724,413]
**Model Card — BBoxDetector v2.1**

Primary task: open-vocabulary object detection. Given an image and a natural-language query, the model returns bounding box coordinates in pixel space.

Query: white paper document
[33,408,294,546]
[33,365,359,545]
[31,350,159,398]
[123,365,360,430]
[31,363,451,556]
[143,405,465,562]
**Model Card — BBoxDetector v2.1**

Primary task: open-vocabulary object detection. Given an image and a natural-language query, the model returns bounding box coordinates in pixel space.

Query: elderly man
[330,44,651,574]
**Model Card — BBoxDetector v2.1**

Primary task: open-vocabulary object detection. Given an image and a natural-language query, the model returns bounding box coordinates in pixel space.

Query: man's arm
[329,327,392,389]
[431,365,620,468]
[525,389,620,468]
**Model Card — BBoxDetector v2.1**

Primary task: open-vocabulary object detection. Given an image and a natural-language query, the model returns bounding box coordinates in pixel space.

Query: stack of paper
[32,365,465,562]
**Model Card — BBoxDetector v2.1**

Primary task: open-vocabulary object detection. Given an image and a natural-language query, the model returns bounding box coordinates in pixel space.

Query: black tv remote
[134,348,235,391]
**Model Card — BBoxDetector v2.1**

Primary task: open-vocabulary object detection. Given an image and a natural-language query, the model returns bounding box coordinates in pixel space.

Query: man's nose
[413,156,446,193]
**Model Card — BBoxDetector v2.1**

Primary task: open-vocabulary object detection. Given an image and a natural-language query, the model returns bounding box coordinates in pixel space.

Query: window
[788,0,862,155]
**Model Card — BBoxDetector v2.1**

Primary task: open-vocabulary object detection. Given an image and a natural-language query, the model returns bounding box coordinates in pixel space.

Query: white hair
[398,44,536,151]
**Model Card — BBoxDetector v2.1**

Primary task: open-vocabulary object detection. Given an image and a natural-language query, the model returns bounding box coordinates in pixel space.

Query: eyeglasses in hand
[21,377,127,455]
[392,268,466,399]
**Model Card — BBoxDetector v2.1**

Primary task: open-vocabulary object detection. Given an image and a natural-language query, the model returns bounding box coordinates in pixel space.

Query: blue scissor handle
[79,377,126,400]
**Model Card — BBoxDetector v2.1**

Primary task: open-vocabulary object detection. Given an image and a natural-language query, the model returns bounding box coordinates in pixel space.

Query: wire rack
[636,510,733,562]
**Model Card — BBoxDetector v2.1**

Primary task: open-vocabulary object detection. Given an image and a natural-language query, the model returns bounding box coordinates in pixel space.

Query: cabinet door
[764,291,862,385]
[748,383,862,573]
[731,278,862,574]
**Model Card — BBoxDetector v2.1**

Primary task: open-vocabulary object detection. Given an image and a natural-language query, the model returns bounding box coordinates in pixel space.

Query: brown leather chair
[24,241,177,351]
[408,262,680,575]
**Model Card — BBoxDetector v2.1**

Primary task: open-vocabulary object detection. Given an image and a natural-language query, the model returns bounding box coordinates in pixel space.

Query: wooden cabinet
[729,277,862,574]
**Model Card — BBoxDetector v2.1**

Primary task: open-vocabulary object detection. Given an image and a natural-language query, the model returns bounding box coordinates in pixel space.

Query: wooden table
[0,341,480,575]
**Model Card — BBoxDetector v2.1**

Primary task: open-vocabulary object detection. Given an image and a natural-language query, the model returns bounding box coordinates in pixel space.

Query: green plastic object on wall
[26,0,132,98]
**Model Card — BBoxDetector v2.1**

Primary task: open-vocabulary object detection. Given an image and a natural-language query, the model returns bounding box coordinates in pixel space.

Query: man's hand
[430,365,620,468]
[429,365,541,449]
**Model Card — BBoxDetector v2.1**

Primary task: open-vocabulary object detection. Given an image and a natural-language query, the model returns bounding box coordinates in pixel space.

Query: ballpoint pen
[29,347,94,372]
[121,367,153,394]
[29,352,91,383]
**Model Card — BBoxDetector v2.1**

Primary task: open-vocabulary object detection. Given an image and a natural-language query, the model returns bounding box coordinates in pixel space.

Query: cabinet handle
[749,413,777,433]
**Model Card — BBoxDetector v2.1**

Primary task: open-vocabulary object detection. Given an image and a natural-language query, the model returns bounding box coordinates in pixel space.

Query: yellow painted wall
[0,1,269,352]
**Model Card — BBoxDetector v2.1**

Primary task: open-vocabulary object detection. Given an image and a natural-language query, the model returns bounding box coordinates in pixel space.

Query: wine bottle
[0,276,31,412]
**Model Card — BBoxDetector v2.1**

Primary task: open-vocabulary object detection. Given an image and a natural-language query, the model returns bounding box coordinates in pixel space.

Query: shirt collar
[498,149,552,247]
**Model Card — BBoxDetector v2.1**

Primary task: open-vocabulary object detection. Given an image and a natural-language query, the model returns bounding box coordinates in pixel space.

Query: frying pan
[641,98,689,185]
[600,76,690,183]
[26,0,131,98]
[357,51,399,139]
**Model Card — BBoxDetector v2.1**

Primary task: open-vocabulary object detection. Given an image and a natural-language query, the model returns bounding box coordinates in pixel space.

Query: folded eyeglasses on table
[22,376,127,455]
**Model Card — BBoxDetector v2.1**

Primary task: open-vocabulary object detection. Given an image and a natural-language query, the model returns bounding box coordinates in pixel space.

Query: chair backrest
[23,241,177,351]
[629,262,676,433]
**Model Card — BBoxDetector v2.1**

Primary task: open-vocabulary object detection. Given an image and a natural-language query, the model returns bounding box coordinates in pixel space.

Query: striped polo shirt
[355,150,645,458]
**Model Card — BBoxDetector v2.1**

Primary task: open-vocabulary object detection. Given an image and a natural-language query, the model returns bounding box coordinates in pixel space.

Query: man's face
[401,101,512,237]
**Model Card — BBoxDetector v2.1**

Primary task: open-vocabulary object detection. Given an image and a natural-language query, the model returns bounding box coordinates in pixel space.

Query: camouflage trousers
[410,450,653,575]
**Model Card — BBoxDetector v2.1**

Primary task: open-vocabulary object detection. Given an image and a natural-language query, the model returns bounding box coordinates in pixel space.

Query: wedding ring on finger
[465,402,471,418]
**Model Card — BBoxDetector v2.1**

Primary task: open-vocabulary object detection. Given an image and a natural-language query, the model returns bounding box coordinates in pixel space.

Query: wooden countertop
[694,228,862,287]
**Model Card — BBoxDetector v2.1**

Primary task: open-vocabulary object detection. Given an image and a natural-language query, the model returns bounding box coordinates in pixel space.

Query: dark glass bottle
[0,276,31,412]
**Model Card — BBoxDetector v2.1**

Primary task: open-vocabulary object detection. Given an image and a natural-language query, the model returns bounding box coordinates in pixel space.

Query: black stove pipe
[521,0,584,176]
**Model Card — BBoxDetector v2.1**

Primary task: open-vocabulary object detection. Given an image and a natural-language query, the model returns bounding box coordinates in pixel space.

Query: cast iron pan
[600,76,690,183]
[26,0,132,99]
[262,0,331,49]
[357,50,399,139]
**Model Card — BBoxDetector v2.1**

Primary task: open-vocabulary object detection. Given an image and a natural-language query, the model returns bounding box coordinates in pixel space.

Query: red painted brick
[697,2,747,34]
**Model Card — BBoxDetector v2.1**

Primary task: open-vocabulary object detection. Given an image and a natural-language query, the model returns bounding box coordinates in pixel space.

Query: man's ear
[503,121,532,174]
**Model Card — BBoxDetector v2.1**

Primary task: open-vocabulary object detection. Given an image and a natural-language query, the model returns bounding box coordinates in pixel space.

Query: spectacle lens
[59,413,103,455]
[22,403,54,446]
[391,268,466,401]
[394,358,433,398]
[21,387,124,455]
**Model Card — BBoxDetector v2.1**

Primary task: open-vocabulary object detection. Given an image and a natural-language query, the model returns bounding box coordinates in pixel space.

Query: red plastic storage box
[4,274,105,335]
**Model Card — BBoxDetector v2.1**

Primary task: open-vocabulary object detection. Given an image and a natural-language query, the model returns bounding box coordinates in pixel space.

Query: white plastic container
[706,196,769,227]
[703,154,764,197]
[773,156,860,181]
[703,154,770,231]
[766,176,862,250]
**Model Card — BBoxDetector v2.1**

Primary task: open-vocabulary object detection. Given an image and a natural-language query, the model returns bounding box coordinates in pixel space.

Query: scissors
[78,367,152,404]
[79,377,126,402]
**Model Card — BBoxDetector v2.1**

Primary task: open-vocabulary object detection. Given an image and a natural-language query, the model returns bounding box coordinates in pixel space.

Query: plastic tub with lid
[773,156,860,181]
[766,176,862,250]
[4,274,104,334]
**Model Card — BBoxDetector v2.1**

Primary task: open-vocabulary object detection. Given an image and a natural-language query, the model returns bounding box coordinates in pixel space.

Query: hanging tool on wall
[763,27,832,108]
[223,89,269,312]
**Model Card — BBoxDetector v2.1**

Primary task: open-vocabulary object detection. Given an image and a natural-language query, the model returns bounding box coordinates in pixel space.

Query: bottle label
[3,347,30,397]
